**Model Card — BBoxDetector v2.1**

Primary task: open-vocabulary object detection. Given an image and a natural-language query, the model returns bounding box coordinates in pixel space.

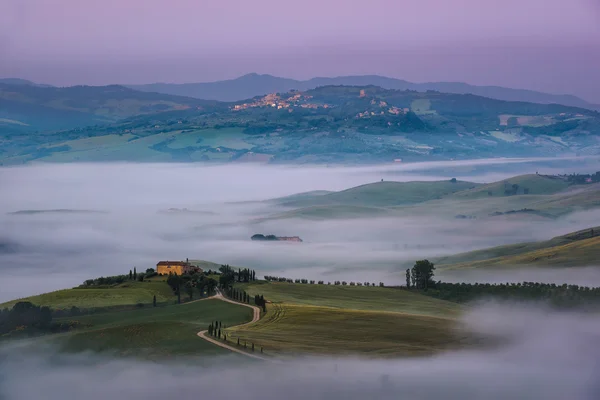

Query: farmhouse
[156,260,201,275]
[278,236,303,242]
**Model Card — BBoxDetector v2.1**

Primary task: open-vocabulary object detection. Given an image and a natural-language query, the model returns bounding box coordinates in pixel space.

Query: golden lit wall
[157,264,185,275]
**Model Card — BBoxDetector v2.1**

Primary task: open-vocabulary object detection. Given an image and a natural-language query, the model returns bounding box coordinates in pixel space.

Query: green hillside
[436,226,600,269]
[0,281,176,310]
[278,180,480,208]
[263,204,394,220]
[59,299,252,358]
[2,84,599,165]
[228,282,463,356]
[450,174,570,198]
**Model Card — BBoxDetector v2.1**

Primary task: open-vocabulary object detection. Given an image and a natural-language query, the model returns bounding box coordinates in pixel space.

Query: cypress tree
[244,341,247,349]
[260,347,263,354]
[252,343,255,352]
[237,338,240,346]
[133,267,137,280]
[153,295,157,307]
[129,270,133,280]
[218,328,221,338]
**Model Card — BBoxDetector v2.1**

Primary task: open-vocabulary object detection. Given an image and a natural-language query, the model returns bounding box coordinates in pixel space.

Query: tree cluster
[422,281,600,308]
[167,272,217,303]
[83,267,158,287]
[565,172,600,185]
[264,276,381,287]
[227,288,251,304]
[208,320,223,338]
[0,301,53,336]
[254,295,267,312]
[407,260,436,290]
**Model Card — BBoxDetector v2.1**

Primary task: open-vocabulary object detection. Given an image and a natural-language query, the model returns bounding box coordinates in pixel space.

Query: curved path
[196,289,270,361]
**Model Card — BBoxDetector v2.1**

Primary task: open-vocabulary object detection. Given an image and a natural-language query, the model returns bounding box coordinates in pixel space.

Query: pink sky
[1,0,599,101]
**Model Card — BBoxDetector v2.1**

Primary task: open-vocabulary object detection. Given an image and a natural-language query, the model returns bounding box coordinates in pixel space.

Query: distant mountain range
[2,83,599,165]
[127,73,600,111]
[0,83,217,131]
[2,74,598,111]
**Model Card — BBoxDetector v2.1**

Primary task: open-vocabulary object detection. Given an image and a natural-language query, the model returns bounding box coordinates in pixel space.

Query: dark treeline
[207,320,262,353]
[82,268,157,287]
[421,281,600,308]
[264,276,384,287]
[564,171,600,185]
[218,265,256,288]
[404,259,600,309]
[166,272,218,304]
[223,287,267,312]
[0,301,81,337]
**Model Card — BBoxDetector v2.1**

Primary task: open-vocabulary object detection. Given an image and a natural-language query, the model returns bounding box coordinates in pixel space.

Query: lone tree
[405,269,411,289]
[129,270,133,280]
[411,259,436,290]
[133,267,137,280]
[153,295,157,307]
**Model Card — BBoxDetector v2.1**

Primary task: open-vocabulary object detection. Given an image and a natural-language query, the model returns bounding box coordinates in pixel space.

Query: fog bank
[2,303,599,399]
[1,159,600,302]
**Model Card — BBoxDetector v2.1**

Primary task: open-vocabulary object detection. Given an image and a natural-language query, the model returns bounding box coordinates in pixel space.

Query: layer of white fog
[1,157,600,302]
[2,302,600,400]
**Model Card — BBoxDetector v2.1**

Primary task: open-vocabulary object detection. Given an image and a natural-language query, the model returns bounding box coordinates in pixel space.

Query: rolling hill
[0,83,218,131]
[435,226,600,269]
[2,84,599,165]
[129,73,600,110]
[275,180,480,208]
[263,174,600,221]
[449,174,570,198]
[229,282,463,356]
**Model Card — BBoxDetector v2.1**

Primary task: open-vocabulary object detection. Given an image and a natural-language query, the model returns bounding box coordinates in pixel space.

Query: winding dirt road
[196,290,270,361]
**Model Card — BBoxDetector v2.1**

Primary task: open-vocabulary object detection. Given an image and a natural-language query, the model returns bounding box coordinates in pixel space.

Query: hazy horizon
[1,0,599,102]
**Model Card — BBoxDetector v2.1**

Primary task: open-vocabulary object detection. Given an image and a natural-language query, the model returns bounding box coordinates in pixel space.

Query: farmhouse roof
[156,261,189,266]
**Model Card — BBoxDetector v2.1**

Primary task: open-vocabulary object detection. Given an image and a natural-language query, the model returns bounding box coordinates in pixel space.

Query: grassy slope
[237,282,460,317]
[268,176,600,221]
[450,174,569,199]
[278,180,480,208]
[228,282,462,356]
[436,226,600,269]
[0,281,176,309]
[58,299,253,358]
[265,204,394,220]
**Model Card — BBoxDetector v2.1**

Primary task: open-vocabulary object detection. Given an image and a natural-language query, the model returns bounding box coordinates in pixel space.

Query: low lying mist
[1,159,600,301]
[2,303,599,399]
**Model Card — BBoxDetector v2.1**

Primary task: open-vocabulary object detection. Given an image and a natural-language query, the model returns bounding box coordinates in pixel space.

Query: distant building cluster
[232,92,330,111]
[355,98,410,119]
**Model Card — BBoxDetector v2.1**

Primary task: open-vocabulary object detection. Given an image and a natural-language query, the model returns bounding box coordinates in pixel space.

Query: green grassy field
[450,174,570,199]
[170,128,252,150]
[228,282,462,356]
[228,303,461,357]
[237,282,460,317]
[57,299,253,358]
[277,180,480,208]
[0,281,176,309]
[264,204,394,220]
[436,226,600,269]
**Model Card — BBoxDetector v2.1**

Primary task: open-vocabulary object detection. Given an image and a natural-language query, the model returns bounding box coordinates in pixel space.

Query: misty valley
[1,159,600,396]
[3,2,600,395]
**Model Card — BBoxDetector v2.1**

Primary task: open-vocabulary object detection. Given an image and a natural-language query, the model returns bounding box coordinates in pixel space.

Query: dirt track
[196,290,270,361]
